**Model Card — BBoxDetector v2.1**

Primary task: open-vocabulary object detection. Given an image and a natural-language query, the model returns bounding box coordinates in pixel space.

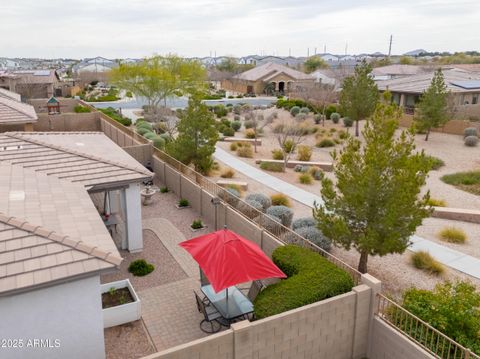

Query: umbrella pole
[226,287,229,318]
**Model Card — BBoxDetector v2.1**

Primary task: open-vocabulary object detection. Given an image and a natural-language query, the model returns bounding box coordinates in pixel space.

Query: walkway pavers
[215,146,480,280]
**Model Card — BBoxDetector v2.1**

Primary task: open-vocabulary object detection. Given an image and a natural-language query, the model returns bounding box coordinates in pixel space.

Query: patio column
[124,183,143,252]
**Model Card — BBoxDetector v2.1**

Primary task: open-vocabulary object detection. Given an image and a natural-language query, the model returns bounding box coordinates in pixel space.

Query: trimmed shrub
[234,115,240,121]
[316,138,335,148]
[237,145,253,158]
[314,114,323,124]
[229,142,238,151]
[298,173,313,184]
[266,205,293,227]
[300,107,310,114]
[231,121,241,131]
[245,129,256,139]
[295,113,307,122]
[245,193,271,212]
[283,139,296,153]
[260,161,284,172]
[290,106,301,116]
[438,227,467,243]
[330,112,340,124]
[152,136,165,149]
[233,104,242,114]
[263,214,282,233]
[465,135,478,147]
[295,226,332,251]
[178,198,189,207]
[326,104,337,119]
[425,155,445,170]
[411,251,444,275]
[191,219,204,229]
[159,133,171,143]
[464,127,478,138]
[309,166,324,180]
[296,145,312,161]
[144,132,157,140]
[239,199,263,219]
[292,217,316,230]
[74,105,91,113]
[294,164,309,173]
[137,127,152,136]
[244,120,254,129]
[137,121,153,130]
[271,149,284,160]
[270,193,290,207]
[343,117,353,127]
[213,105,228,118]
[222,127,235,136]
[220,168,235,178]
[128,259,154,276]
[254,245,354,319]
[427,198,446,207]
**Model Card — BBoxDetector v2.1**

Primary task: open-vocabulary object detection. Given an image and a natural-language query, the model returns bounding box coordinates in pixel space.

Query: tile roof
[0,132,152,189]
[0,87,21,102]
[233,62,314,82]
[0,96,38,125]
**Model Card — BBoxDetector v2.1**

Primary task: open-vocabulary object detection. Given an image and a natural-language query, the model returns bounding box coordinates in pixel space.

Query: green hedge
[98,107,132,126]
[253,245,354,319]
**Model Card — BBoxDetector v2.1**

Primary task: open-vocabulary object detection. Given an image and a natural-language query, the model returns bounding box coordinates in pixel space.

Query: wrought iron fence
[376,294,479,359]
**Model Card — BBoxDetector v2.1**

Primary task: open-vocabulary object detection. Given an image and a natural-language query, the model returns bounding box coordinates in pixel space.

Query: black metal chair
[247,280,264,302]
[194,291,224,333]
[199,269,211,304]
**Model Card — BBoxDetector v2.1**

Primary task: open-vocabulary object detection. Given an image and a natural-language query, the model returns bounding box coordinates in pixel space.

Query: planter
[101,279,141,328]
[190,225,207,232]
[175,204,191,209]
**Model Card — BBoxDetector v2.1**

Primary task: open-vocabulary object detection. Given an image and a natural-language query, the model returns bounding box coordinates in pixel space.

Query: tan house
[0,69,60,99]
[0,88,38,131]
[222,62,315,95]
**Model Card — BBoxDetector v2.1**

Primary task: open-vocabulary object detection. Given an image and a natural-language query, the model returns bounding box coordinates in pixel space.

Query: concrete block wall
[34,112,100,131]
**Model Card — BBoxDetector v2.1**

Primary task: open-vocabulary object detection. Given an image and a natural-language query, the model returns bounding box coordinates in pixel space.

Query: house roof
[12,70,58,85]
[233,62,313,82]
[376,68,480,94]
[0,96,38,125]
[0,132,152,189]
[372,64,431,77]
[0,87,21,102]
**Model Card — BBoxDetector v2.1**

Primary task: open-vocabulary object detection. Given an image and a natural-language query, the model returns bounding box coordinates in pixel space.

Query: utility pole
[307,48,309,57]
[314,47,317,55]
[345,42,348,55]
[324,44,326,53]
[388,35,393,58]
[289,48,291,57]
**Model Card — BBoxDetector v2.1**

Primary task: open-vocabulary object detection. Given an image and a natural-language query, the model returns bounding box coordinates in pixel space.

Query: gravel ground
[104,320,156,359]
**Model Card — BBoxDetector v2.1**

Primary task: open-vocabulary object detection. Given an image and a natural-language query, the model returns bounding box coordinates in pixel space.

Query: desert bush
[294,164,309,172]
[144,132,157,140]
[152,136,165,149]
[438,227,467,243]
[245,193,271,212]
[330,112,340,123]
[326,104,338,119]
[427,198,446,207]
[292,217,316,230]
[234,114,241,121]
[295,113,307,122]
[271,149,284,160]
[266,205,293,227]
[229,142,238,151]
[296,145,312,161]
[283,139,296,153]
[309,166,324,180]
[343,117,353,127]
[245,129,256,139]
[137,127,152,136]
[464,127,478,138]
[213,104,228,118]
[263,214,283,233]
[222,127,235,136]
[316,138,335,147]
[300,107,310,114]
[237,145,253,158]
[231,121,241,131]
[128,259,155,276]
[244,119,254,129]
[233,104,242,114]
[160,186,169,193]
[290,106,301,116]
[238,199,263,219]
[260,161,284,172]
[178,198,189,207]
[411,251,444,275]
[220,167,235,178]
[425,155,445,170]
[298,173,313,184]
[191,219,204,229]
[314,114,322,124]
[270,193,290,207]
[295,226,332,251]
[74,105,91,113]
[337,130,348,139]
[465,135,479,147]
[272,123,284,133]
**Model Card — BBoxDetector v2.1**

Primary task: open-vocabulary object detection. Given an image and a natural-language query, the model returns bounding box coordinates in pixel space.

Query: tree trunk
[358,250,369,274]
[425,127,430,141]
[355,120,360,137]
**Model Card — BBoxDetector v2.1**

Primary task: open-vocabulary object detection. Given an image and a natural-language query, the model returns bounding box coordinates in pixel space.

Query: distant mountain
[403,49,427,56]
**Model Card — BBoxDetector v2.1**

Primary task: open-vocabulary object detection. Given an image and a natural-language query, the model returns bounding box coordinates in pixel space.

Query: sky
[1,0,479,59]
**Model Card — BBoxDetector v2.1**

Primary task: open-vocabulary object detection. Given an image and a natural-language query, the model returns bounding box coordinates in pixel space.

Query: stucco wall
[0,276,105,359]
[33,112,100,131]
[400,113,479,136]
[28,98,80,113]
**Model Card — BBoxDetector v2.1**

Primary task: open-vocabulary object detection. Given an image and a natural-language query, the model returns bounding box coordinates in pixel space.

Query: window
[472,94,478,105]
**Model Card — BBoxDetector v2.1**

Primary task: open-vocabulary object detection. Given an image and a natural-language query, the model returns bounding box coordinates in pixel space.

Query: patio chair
[194,291,224,333]
[200,268,210,286]
[247,280,264,302]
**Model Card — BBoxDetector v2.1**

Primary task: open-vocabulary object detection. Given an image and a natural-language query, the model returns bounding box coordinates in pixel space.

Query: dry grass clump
[427,198,446,207]
[411,251,444,275]
[298,173,313,184]
[270,193,291,207]
[296,145,312,161]
[237,143,253,158]
[438,227,467,244]
[220,167,235,178]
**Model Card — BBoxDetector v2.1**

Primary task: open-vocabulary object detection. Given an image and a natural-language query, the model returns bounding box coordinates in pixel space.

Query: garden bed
[102,288,134,309]
[101,279,141,328]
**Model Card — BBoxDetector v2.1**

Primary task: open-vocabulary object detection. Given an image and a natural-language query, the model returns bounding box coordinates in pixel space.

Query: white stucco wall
[0,276,105,359]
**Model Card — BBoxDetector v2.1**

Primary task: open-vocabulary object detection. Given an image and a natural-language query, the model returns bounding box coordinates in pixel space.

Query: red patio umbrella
[179,228,286,293]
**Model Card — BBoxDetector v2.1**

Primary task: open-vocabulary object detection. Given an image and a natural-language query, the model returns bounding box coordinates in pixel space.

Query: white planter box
[101,279,141,328]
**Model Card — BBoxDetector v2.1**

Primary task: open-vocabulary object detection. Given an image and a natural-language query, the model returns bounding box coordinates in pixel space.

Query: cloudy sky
[1,0,479,59]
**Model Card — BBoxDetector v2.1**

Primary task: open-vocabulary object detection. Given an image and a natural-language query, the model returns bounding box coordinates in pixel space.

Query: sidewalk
[214,147,480,280]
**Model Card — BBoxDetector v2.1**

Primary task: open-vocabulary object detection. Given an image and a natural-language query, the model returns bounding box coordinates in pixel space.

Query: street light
[211,197,221,230]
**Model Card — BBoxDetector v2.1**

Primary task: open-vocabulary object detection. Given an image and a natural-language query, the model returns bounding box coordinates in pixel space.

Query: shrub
[128,259,154,276]
[253,245,354,319]
[294,164,309,172]
[427,198,446,207]
[229,142,238,151]
[263,214,283,233]
[136,121,153,130]
[438,227,467,243]
[244,120,254,129]
[260,161,284,172]
[213,105,228,118]
[159,133,171,143]
[309,166,324,180]
[160,186,169,193]
[178,198,189,207]
[441,171,480,195]
[233,104,242,114]
[326,104,337,119]
[464,127,478,138]
[338,130,348,139]
[74,105,91,113]
[425,155,445,170]
[314,114,322,124]
[283,139,296,153]
[137,127,152,136]
[465,135,478,147]
[220,167,235,178]
[245,193,271,212]
[411,251,444,275]
[300,107,310,114]
[298,173,313,184]
[152,136,165,149]
[295,226,332,251]
[316,138,335,147]
[295,113,307,122]
[272,123,284,133]
[290,106,301,116]
[99,107,132,126]
[266,205,293,227]
[237,145,253,158]
[343,117,353,127]
[191,219,204,229]
[270,193,290,207]
[239,200,263,219]
[231,121,242,131]
[292,217,316,230]
[222,127,235,136]
[234,115,240,121]
[330,112,340,123]
[271,149,284,160]
[220,187,241,206]
[245,129,256,139]
[143,132,157,140]
[296,145,312,161]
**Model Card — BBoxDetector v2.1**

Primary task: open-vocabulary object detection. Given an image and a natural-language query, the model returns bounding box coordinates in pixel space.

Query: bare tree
[243,107,274,153]
[272,117,308,171]
[292,83,338,125]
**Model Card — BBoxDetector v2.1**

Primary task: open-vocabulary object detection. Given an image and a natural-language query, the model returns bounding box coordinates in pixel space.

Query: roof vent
[0,145,23,151]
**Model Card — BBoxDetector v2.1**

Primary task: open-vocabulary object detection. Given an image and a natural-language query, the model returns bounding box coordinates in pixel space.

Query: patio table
[201,284,254,321]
